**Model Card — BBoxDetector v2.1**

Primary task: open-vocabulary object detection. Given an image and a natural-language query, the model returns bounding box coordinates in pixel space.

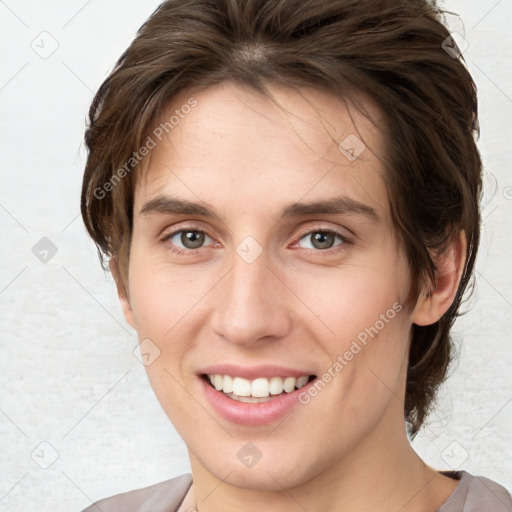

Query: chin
[193,442,325,492]
[215,462,310,491]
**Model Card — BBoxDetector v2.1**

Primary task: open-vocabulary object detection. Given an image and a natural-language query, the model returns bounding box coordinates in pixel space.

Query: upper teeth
[207,374,310,398]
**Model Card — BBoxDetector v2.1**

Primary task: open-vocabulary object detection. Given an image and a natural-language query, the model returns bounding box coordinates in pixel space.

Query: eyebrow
[280,196,379,222]
[139,195,379,222]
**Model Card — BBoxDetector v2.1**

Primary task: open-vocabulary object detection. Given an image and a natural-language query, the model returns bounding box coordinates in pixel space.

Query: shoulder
[80,473,193,512]
[440,471,512,512]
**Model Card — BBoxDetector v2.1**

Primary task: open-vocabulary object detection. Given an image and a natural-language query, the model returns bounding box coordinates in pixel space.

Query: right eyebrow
[139,195,223,222]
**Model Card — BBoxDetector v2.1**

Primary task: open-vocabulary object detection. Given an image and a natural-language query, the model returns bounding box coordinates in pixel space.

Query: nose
[209,250,292,347]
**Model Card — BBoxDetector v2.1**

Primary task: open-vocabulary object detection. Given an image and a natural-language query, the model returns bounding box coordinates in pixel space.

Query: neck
[182,413,457,512]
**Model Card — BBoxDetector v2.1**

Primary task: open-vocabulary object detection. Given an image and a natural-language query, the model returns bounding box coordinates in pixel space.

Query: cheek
[297,254,411,400]
[296,257,408,343]
[127,251,207,339]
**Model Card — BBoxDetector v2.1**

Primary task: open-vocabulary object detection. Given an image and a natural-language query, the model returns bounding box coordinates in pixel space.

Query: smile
[205,374,315,403]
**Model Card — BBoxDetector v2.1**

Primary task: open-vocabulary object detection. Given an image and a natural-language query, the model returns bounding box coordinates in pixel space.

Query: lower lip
[199,376,314,426]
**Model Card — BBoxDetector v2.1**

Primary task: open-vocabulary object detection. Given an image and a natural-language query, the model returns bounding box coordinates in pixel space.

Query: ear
[411,231,467,326]
[109,257,136,330]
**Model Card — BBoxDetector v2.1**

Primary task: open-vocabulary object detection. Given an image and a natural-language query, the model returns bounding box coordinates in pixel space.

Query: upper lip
[198,364,316,380]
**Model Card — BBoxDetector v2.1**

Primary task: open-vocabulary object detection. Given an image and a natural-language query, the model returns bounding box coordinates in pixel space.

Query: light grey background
[0,1,511,510]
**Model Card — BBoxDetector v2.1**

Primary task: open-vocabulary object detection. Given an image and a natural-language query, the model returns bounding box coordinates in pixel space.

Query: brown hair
[81,0,482,436]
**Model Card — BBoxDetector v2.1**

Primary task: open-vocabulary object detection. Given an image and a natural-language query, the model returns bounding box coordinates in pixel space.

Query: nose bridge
[210,249,290,345]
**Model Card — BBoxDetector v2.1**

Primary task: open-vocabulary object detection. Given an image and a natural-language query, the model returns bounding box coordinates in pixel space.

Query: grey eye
[170,230,212,250]
[298,231,343,250]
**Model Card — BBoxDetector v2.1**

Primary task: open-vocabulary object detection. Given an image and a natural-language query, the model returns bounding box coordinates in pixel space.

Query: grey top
[82,471,512,512]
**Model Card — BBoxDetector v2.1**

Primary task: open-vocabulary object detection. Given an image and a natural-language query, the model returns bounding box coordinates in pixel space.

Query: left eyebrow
[279,195,380,222]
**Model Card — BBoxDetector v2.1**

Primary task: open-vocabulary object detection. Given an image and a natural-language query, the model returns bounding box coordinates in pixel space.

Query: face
[119,82,419,491]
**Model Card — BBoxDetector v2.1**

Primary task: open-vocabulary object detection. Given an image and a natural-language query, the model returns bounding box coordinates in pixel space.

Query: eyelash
[160,225,350,256]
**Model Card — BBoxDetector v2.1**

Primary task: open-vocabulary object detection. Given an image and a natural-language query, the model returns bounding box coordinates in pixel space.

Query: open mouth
[201,373,317,403]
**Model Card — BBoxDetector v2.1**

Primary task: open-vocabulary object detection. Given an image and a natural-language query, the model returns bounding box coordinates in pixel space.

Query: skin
[112,82,465,511]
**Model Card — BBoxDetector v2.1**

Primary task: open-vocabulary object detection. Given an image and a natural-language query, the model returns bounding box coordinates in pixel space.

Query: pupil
[182,231,204,249]
[312,232,334,249]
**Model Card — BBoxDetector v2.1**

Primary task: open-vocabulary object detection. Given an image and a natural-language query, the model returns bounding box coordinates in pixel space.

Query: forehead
[134,82,390,219]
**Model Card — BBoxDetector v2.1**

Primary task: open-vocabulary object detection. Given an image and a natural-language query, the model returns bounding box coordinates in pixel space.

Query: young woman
[80,0,512,510]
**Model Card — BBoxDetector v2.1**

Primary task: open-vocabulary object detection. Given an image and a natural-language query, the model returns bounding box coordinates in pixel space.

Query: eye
[297,229,345,251]
[163,228,214,252]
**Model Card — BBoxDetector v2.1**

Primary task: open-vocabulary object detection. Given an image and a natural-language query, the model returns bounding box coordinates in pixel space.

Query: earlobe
[412,232,467,326]
[109,258,136,330]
